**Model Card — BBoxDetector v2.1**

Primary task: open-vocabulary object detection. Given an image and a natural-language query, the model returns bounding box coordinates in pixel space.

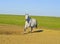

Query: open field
[0,14,60,44]
[0,14,60,29]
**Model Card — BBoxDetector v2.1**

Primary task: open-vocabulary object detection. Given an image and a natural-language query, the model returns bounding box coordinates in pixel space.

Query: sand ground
[0,24,60,44]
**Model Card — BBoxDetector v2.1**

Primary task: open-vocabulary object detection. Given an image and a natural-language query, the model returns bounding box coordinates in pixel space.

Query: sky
[0,0,60,17]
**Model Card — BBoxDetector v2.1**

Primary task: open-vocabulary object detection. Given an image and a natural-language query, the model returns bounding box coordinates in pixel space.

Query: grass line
[0,14,60,30]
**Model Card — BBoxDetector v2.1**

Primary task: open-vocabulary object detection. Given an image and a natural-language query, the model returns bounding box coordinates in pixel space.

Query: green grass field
[0,14,60,29]
[0,14,60,44]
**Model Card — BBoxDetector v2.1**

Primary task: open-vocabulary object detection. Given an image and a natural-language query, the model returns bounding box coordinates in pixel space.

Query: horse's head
[25,14,31,23]
[25,14,29,20]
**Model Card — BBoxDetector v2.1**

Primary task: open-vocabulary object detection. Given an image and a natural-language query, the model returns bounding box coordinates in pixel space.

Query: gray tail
[35,20,38,28]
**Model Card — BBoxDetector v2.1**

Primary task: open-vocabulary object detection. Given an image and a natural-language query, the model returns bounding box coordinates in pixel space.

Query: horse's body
[24,14,37,33]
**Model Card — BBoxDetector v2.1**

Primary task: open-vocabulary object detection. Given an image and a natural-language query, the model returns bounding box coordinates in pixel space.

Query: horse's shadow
[27,29,43,34]
[33,30,43,33]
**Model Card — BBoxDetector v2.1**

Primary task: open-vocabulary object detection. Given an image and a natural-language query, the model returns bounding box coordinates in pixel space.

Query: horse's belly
[30,19,36,26]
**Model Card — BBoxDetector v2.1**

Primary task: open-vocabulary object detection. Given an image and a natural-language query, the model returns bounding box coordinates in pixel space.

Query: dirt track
[0,24,60,44]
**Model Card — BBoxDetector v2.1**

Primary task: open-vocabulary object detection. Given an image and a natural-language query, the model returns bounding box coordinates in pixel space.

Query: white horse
[24,14,37,33]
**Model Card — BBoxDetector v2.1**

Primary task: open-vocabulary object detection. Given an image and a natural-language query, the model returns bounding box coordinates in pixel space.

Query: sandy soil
[0,24,60,44]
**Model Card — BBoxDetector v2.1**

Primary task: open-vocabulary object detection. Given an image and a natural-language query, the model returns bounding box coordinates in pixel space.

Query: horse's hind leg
[35,24,37,28]
[31,27,33,33]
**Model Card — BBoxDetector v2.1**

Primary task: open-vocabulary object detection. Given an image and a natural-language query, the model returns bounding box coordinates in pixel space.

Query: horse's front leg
[24,22,29,33]
[24,25,27,34]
